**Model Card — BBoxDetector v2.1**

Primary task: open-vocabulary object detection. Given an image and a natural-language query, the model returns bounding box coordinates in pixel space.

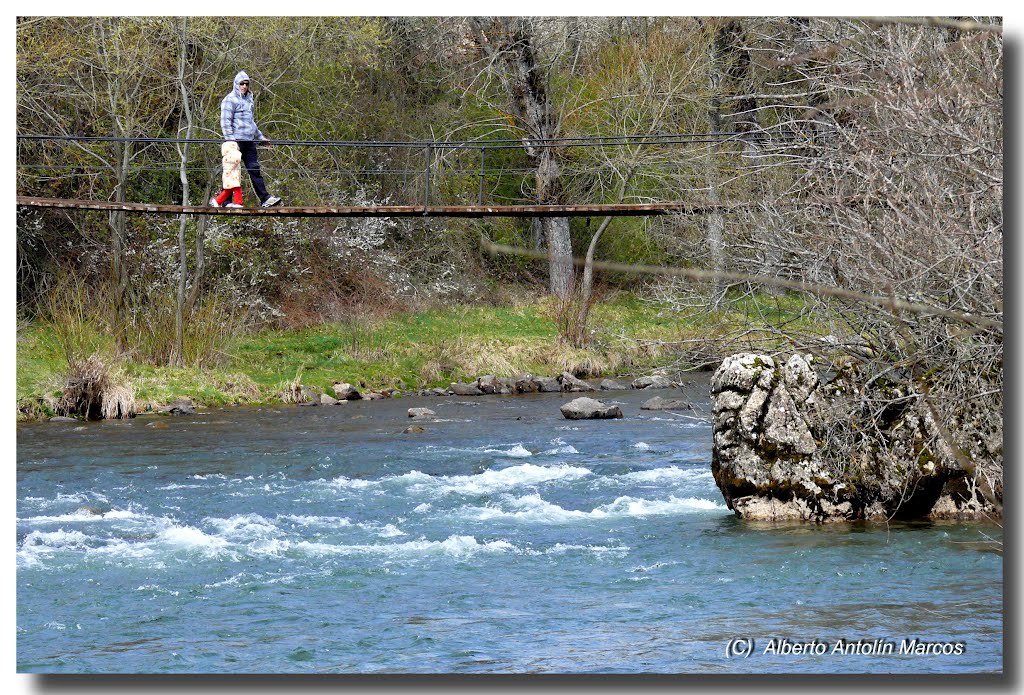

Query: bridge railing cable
[16,129,821,209]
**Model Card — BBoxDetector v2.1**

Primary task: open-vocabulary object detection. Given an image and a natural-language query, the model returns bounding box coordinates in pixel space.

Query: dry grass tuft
[59,354,136,420]
[215,373,262,402]
[100,383,136,420]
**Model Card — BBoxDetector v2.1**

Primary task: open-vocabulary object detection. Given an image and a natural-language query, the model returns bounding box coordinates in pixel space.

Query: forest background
[13,12,1002,498]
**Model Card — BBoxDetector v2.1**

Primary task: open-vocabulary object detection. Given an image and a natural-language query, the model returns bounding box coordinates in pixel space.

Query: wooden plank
[16,196,745,217]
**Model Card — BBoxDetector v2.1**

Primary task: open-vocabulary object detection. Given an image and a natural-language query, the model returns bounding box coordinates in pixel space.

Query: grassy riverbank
[16,291,818,420]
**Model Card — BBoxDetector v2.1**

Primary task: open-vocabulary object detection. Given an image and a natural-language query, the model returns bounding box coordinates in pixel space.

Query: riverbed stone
[599,379,629,390]
[537,377,562,393]
[477,375,502,394]
[559,372,596,392]
[560,397,623,420]
[332,382,362,400]
[450,382,484,396]
[408,407,435,419]
[632,375,674,389]
[160,397,197,415]
[640,396,693,411]
[320,394,340,406]
[514,374,541,393]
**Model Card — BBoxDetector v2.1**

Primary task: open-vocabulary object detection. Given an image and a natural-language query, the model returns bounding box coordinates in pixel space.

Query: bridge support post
[478,147,486,206]
[422,144,432,214]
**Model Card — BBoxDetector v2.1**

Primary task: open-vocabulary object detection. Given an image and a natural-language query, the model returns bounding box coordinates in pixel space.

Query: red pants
[215,187,242,205]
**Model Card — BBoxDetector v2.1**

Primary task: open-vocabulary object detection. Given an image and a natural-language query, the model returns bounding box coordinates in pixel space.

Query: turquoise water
[16,388,1002,673]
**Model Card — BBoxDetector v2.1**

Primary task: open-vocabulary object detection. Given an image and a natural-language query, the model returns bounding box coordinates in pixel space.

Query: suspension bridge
[15,131,811,217]
[14,196,750,218]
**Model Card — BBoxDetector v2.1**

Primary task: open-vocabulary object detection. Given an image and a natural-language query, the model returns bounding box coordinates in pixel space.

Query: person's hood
[233,71,251,97]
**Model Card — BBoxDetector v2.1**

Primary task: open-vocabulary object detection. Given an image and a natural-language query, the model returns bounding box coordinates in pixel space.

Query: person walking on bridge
[219,70,282,207]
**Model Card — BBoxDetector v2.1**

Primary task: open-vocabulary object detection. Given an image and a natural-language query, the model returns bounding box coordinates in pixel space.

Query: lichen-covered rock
[710,352,999,522]
[710,354,775,394]
[762,385,815,455]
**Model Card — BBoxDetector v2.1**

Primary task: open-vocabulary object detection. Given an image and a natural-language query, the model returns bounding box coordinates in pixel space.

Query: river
[16,386,1002,673]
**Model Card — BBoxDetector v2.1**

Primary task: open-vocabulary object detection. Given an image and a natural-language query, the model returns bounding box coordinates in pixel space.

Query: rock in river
[559,397,623,420]
[640,396,692,411]
[450,382,484,396]
[710,352,1000,522]
[558,372,596,392]
[632,375,674,389]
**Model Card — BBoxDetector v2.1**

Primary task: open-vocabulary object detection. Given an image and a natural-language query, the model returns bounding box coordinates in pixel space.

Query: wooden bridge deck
[17,196,741,217]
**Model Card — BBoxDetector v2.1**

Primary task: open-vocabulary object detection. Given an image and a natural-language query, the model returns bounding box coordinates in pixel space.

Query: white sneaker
[209,198,221,207]
[261,196,282,208]
[225,203,243,208]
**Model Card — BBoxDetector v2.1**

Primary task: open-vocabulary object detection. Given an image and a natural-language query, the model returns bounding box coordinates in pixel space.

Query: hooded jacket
[220,71,265,142]
[221,140,242,189]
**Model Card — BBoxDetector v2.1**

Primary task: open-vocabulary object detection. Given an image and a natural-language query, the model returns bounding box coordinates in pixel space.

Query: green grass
[16,291,824,420]
[16,327,66,406]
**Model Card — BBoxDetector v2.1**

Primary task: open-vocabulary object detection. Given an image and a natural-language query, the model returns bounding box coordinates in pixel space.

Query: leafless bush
[649,19,1002,506]
[756,20,1001,506]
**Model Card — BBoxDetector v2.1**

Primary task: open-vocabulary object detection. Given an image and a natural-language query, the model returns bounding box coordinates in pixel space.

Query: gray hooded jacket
[220,71,265,142]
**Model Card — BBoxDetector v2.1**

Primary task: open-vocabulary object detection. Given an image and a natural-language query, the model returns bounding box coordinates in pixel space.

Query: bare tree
[17,17,176,343]
[460,17,579,299]
[663,17,1003,508]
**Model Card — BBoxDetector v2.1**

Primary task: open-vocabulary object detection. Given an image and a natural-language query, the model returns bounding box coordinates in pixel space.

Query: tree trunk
[705,21,728,308]
[789,18,832,150]
[705,183,726,307]
[570,165,635,345]
[546,217,574,300]
[567,214,614,346]
[533,141,573,297]
[185,191,209,316]
[470,17,574,298]
[108,142,130,349]
[171,19,192,368]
